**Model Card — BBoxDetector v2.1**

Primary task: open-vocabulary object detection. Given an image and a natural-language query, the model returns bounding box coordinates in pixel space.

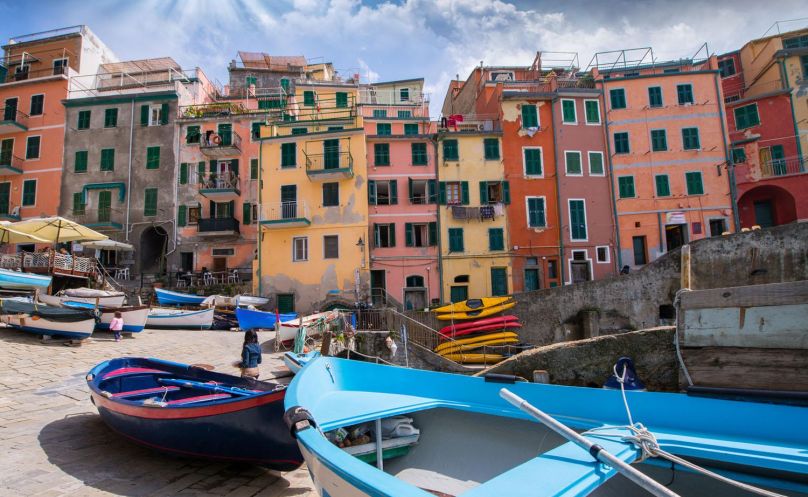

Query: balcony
[71,207,123,230]
[0,151,24,174]
[304,151,353,180]
[0,107,29,133]
[259,201,311,228]
[1,65,68,85]
[199,129,242,158]
[0,205,20,221]
[759,156,807,178]
[197,217,240,236]
[198,171,241,201]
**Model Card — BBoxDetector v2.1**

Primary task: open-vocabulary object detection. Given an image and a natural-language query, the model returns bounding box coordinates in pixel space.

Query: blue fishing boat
[87,357,303,470]
[0,268,51,290]
[154,288,207,306]
[283,351,319,375]
[235,307,297,330]
[284,357,808,497]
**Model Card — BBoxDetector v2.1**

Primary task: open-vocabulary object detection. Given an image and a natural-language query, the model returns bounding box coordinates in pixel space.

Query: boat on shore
[234,295,270,307]
[277,311,342,343]
[62,302,150,334]
[283,351,319,375]
[0,299,97,339]
[86,357,303,470]
[0,268,52,290]
[284,356,808,497]
[145,307,214,330]
[235,307,298,331]
[39,288,126,307]
[155,288,207,307]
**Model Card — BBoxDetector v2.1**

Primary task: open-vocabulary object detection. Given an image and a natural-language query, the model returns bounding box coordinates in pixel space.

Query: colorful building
[257,75,369,313]
[718,27,808,228]
[592,48,735,269]
[0,26,114,238]
[362,79,438,309]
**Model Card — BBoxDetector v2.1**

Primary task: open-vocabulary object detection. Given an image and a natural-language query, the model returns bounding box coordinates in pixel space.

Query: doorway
[665,224,687,252]
[570,251,591,283]
[403,275,427,310]
[277,293,295,313]
[490,267,508,296]
[632,236,647,266]
[281,185,297,219]
[180,252,194,272]
[370,269,386,306]
[753,200,774,228]
[323,139,339,169]
[140,226,168,274]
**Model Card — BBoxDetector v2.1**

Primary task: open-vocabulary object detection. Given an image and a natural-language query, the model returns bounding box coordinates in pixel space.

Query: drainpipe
[125,99,134,241]
[599,81,623,269]
[712,72,740,232]
[780,58,804,167]
[549,98,565,285]
[166,100,180,260]
[432,133,443,303]
[257,136,263,296]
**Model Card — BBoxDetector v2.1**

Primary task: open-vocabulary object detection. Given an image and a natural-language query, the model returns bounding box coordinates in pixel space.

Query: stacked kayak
[434,296,515,321]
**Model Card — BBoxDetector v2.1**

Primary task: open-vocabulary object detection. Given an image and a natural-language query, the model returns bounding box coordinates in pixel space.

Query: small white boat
[0,300,97,339]
[235,295,270,307]
[62,302,150,334]
[40,288,126,307]
[0,268,52,290]
[145,307,214,330]
[277,311,341,343]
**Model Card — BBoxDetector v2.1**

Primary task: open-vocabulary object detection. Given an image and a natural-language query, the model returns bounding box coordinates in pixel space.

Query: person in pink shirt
[110,311,124,342]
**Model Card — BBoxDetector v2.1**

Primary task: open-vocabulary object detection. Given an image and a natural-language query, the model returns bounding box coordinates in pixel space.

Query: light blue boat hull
[235,307,297,330]
[0,268,51,290]
[154,288,206,306]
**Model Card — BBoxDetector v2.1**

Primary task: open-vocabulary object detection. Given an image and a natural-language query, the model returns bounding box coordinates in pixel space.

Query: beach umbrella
[0,221,49,244]
[80,239,134,251]
[10,216,108,243]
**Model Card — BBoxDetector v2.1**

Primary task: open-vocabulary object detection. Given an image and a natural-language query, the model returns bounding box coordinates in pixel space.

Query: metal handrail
[197,170,240,190]
[259,201,311,222]
[304,150,353,172]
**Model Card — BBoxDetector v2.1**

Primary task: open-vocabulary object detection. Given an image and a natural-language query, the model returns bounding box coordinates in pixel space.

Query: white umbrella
[0,221,49,244]
[11,216,108,243]
[81,239,135,251]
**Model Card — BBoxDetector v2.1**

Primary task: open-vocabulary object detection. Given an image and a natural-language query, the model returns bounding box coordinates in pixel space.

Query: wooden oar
[158,378,255,397]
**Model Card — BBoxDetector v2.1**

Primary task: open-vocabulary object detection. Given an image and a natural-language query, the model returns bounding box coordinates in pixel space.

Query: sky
[1,0,807,114]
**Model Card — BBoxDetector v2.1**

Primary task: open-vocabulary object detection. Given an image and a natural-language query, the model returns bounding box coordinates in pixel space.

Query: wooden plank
[680,280,808,309]
[680,346,808,391]
[683,304,808,349]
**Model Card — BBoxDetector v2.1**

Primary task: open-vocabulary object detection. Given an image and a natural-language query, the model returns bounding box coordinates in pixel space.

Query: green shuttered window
[250,158,259,179]
[178,205,187,227]
[651,129,667,152]
[677,84,694,105]
[179,163,188,184]
[22,179,36,206]
[25,136,40,159]
[655,174,671,197]
[561,99,576,123]
[404,123,419,135]
[335,92,348,108]
[104,108,118,128]
[682,127,700,150]
[75,151,88,173]
[588,152,604,175]
[524,148,542,176]
[376,123,391,136]
[374,143,390,166]
[610,89,626,109]
[484,138,500,160]
[734,104,760,130]
[685,171,704,195]
[448,228,464,252]
[72,192,85,215]
[488,228,504,251]
[565,151,582,175]
[584,100,600,124]
[614,132,630,154]
[526,197,546,228]
[303,91,315,107]
[144,188,158,216]
[146,146,160,169]
[243,202,252,225]
[100,148,115,171]
[442,139,458,161]
[521,104,538,128]
[77,110,91,130]
[411,143,427,165]
[648,87,663,107]
[186,125,200,144]
[281,143,296,168]
[618,176,635,198]
[373,109,387,118]
[569,199,587,241]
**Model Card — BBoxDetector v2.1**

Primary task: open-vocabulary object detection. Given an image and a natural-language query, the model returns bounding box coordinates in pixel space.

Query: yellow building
[257,81,369,313]
[436,128,512,302]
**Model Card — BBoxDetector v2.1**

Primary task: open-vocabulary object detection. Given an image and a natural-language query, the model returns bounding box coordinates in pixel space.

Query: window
[411,143,428,165]
[409,179,430,204]
[77,110,91,130]
[584,100,600,124]
[374,223,396,248]
[100,148,115,171]
[104,108,118,128]
[442,139,458,160]
[718,58,736,78]
[293,237,308,261]
[568,199,587,241]
[22,179,36,206]
[526,197,546,228]
[443,181,463,204]
[149,104,163,126]
[72,192,85,215]
[648,87,663,108]
[484,138,500,160]
[614,132,630,154]
[74,150,88,173]
[29,95,44,116]
[448,228,464,252]
[491,267,508,296]
[561,99,577,124]
[369,179,397,205]
[479,181,509,204]
[398,110,412,118]
[188,205,200,224]
[588,152,604,176]
[25,136,40,159]
[521,104,538,128]
[450,286,469,302]
[374,143,390,166]
[376,123,391,136]
[146,146,160,169]
[281,143,296,168]
[250,158,259,179]
[335,92,348,108]
[524,147,543,176]
[734,104,760,130]
[677,84,694,105]
[291,127,308,135]
[547,260,558,280]
[802,55,808,78]
[405,275,424,288]
[322,182,339,207]
[404,123,419,135]
[323,235,339,259]
[327,126,343,131]
[524,268,539,291]
[663,68,680,74]
[650,129,667,152]
[618,176,635,198]
[685,171,704,195]
[610,88,626,109]
[372,109,387,118]
[783,34,808,49]
[655,174,671,197]
[144,188,158,216]
[179,163,189,184]
[303,91,315,107]
[186,125,200,144]
[177,205,187,227]
[405,223,435,247]
[245,75,257,88]
[709,218,728,237]
[488,228,504,251]
[682,127,700,150]
[565,151,582,175]
[400,88,410,102]
[732,148,746,164]
[250,122,261,141]
[596,246,610,263]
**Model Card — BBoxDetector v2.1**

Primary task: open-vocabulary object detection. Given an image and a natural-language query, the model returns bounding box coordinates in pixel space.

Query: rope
[672,289,694,387]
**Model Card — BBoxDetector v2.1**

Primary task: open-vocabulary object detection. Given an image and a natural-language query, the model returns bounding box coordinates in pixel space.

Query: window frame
[404,123,419,136]
[323,235,340,259]
[144,187,158,217]
[149,104,162,126]
[29,94,44,116]
[685,171,704,195]
[483,138,500,160]
[584,99,601,125]
[447,227,464,252]
[411,142,428,166]
[654,174,671,197]
[618,175,636,198]
[564,150,583,176]
[74,150,88,173]
[77,110,91,130]
[521,103,539,129]
[647,86,663,108]
[561,99,577,124]
[376,123,392,136]
[373,143,390,166]
[104,108,118,128]
[588,151,605,176]
[145,146,160,169]
[567,198,588,242]
[525,196,547,228]
[733,103,760,130]
[522,146,543,177]
[25,135,41,160]
[100,148,115,171]
[442,139,459,161]
[613,131,630,154]
[322,182,339,207]
[681,127,701,150]
[280,143,297,168]
[650,129,668,152]
[609,88,627,110]
[21,179,36,207]
[292,236,308,262]
[595,245,610,264]
[676,83,694,105]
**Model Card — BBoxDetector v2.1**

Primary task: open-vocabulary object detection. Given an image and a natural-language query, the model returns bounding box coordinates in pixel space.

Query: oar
[158,378,255,397]
[499,388,680,497]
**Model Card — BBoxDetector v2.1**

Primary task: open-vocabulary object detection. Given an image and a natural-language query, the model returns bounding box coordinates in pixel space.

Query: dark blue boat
[86,357,303,470]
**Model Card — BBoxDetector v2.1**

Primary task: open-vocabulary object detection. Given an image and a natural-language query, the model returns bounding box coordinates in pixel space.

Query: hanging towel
[452,205,468,219]
[493,203,505,217]
[479,205,495,220]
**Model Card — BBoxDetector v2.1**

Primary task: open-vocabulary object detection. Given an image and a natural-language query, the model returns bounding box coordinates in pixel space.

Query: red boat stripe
[111,386,180,398]
[167,394,231,405]
[91,390,286,419]
[102,367,168,380]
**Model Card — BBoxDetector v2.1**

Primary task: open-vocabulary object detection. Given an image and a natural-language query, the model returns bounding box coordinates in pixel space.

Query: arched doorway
[140,226,168,274]
[737,185,797,228]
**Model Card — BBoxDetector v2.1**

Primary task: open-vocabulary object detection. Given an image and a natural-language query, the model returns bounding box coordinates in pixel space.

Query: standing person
[239,329,262,379]
[110,311,124,342]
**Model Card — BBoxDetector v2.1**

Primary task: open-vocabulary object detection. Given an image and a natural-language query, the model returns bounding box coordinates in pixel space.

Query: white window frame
[25,135,41,161]
[525,195,547,228]
[149,104,162,126]
[567,198,588,242]
[52,57,68,74]
[560,99,577,125]
[566,249,593,285]
[292,237,308,262]
[21,178,37,207]
[29,93,45,116]
[564,150,583,177]
[588,151,605,176]
[583,99,601,125]
[595,245,611,264]
[323,234,339,259]
[522,146,544,178]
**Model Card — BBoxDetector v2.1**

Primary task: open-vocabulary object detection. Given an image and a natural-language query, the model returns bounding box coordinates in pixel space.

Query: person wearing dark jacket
[240,329,262,379]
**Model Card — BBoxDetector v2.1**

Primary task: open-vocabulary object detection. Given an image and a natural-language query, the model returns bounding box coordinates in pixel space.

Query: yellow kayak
[442,353,505,364]
[433,297,513,314]
[434,331,519,354]
[436,301,516,321]
[437,337,519,356]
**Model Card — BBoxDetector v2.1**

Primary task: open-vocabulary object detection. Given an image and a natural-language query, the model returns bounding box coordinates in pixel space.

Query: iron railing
[0,107,29,127]
[198,217,240,233]
[0,151,24,171]
[1,64,68,84]
[305,150,353,173]
[759,156,807,177]
[197,170,240,190]
[259,201,311,222]
[199,128,242,152]
[358,88,429,106]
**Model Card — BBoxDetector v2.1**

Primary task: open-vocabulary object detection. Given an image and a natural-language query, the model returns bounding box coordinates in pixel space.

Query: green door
[449,286,468,303]
[218,123,232,146]
[98,191,112,222]
[491,267,508,296]
[524,269,539,291]
[754,200,774,227]
[323,139,339,169]
[0,139,12,166]
[0,183,9,215]
[277,293,295,313]
[771,145,786,175]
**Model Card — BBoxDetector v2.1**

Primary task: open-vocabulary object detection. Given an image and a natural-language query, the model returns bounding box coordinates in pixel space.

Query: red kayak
[440,322,523,339]
[439,315,520,335]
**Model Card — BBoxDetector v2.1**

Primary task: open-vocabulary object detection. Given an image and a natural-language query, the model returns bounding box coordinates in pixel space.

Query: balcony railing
[197,170,241,201]
[198,217,240,235]
[0,251,97,279]
[199,129,242,157]
[358,88,429,106]
[759,156,807,178]
[1,64,68,84]
[71,207,123,230]
[438,114,502,133]
[450,203,506,221]
[179,101,282,119]
[0,151,24,174]
[304,151,353,179]
[0,107,30,132]
[259,201,311,228]
[361,104,430,119]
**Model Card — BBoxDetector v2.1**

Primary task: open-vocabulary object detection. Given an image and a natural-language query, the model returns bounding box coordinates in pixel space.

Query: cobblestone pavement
[0,326,317,497]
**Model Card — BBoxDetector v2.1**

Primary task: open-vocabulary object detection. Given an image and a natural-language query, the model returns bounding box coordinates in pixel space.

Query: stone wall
[514,223,808,346]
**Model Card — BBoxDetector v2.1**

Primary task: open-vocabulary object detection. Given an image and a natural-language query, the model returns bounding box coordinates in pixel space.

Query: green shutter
[569,200,587,240]
[448,228,464,252]
[404,123,419,135]
[479,182,489,204]
[186,125,200,144]
[502,181,510,204]
[389,180,398,205]
[98,191,111,222]
[655,175,670,197]
[281,143,296,167]
[651,129,667,151]
[72,192,85,214]
[562,100,576,123]
[335,92,347,108]
[428,222,437,246]
[178,205,187,227]
[686,172,704,195]
[442,140,458,160]
[428,180,437,204]
[144,188,158,216]
[140,105,149,126]
[251,122,261,140]
[405,223,413,247]
[303,91,315,106]
[589,152,604,175]
[565,152,582,175]
[527,197,545,227]
[460,181,469,205]
[389,223,396,247]
[21,180,36,206]
[243,202,251,225]
[75,151,88,173]
[491,268,508,296]
[198,162,205,183]
[77,110,91,130]
[682,128,700,150]
[488,228,504,251]
[100,148,115,171]
[180,163,188,184]
[618,176,635,198]
[146,146,160,169]
[104,108,118,128]
[521,104,538,128]
[584,100,600,123]
[484,138,500,160]
[524,148,542,175]
[648,87,662,107]
[610,89,626,109]
[250,158,259,179]
[438,181,446,205]
[677,84,693,105]
[160,103,169,124]
[368,180,376,205]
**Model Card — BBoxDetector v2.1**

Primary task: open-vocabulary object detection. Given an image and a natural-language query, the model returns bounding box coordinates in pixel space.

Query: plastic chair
[227,269,239,284]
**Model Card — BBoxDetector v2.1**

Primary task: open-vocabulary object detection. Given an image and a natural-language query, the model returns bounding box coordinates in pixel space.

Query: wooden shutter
[502,181,511,204]
[243,202,251,225]
[178,205,187,227]
[405,223,413,247]
[479,181,489,204]
[460,182,469,205]
[140,105,149,126]
[389,180,398,205]
[160,103,169,125]
[209,159,217,172]
[428,222,437,246]
[367,180,376,205]
[407,177,413,203]
[428,180,437,204]
[388,223,396,247]
[179,163,188,184]
[230,158,239,176]
[197,162,205,184]
[438,182,446,205]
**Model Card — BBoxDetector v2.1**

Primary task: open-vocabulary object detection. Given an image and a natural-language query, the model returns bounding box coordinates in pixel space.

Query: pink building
[362,79,438,310]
